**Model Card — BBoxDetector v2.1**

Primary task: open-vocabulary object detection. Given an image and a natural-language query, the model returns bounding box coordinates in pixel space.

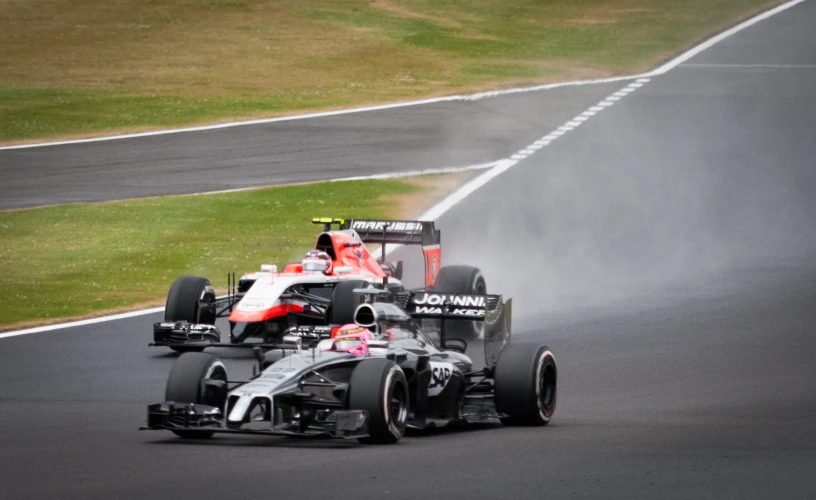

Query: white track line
[328,161,501,182]
[680,63,816,68]
[645,0,808,75]
[1,0,806,338]
[0,308,165,339]
[177,161,502,198]
[0,75,650,152]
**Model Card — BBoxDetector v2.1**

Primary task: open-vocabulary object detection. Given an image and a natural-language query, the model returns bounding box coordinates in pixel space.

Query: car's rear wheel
[164,276,217,352]
[432,265,487,340]
[165,352,228,438]
[329,279,369,325]
[494,343,557,426]
[348,358,408,444]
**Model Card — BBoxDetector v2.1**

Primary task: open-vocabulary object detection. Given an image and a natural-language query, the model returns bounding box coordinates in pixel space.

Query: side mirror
[261,264,277,273]
[443,338,467,354]
[395,260,404,280]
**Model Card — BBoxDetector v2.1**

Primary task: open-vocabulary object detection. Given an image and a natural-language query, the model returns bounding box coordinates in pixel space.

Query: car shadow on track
[149,348,258,360]
[142,422,505,449]
[144,435,363,449]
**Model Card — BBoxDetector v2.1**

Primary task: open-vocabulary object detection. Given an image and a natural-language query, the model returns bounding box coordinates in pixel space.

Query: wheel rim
[469,276,487,337]
[388,382,408,427]
[537,361,556,419]
[197,286,217,325]
[202,362,228,409]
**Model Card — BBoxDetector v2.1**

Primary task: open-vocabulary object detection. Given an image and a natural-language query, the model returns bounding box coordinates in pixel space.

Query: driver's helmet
[302,250,332,274]
[332,324,372,357]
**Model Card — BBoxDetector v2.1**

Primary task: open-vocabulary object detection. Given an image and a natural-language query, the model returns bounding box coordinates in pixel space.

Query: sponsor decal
[428,362,454,397]
[414,306,484,317]
[351,220,423,232]
[431,254,439,280]
[412,293,486,316]
[414,293,485,307]
[337,326,365,336]
[239,300,267,311]
[354,248,364,265]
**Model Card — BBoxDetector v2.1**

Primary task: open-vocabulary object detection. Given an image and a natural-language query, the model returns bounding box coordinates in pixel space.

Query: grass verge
[0,174,467,330]
[0,0,784,143]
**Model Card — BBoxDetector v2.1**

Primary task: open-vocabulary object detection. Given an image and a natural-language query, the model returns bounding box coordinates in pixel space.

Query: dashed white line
[416,79,649,222]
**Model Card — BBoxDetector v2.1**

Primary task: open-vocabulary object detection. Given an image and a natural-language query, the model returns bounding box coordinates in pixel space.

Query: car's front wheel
[348,358,409,444]
[165,352,228,438]
[164,276,217,352]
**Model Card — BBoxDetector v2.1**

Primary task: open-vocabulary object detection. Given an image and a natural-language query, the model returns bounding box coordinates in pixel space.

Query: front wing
[141,402,370,439]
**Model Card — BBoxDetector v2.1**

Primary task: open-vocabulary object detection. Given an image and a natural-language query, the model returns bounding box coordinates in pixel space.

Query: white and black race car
[142,288,557,444]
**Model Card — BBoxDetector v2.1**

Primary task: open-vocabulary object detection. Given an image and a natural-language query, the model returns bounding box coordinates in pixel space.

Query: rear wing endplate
[405,292,512,367]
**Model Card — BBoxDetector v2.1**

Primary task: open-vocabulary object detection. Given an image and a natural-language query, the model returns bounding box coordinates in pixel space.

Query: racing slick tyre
[329,279,369,325]
[348,358,409,444]
[494,343,557,426]
[165,352,228,439]
[432,265,486,340]
[164,276,217,353]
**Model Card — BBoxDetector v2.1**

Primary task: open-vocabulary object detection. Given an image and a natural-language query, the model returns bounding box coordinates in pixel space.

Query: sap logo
[413,293,485,307]
[351,221,423,232]
[428,362,454,396]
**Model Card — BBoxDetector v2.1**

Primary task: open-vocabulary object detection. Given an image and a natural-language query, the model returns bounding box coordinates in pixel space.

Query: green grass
[0,178,424,328]
[0,0,784,143]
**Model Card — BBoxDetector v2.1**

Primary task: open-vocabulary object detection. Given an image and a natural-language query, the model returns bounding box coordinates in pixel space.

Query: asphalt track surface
[0,82,623,210]
[2,2,816,499]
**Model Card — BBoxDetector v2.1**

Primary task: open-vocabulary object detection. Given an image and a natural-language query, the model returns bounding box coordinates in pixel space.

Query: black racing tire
[432,265,487,340]
[165,276,216,324]
[330,279,369,325]
[494,343,557,426]
[348,358,409,444]
[165,352,228,439]
[164,276,217,353]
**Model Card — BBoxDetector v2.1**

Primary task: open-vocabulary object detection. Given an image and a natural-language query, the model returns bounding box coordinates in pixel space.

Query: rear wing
[406,292,512,368]
[312,218,442,287]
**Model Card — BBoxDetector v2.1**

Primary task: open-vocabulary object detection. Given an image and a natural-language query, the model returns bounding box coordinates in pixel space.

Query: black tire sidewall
[348,359,408,444]
[494,343,557,426]
[330,279,369,325]
[432,265,486,339]
[164,276,215,325]
[165,352,227,404]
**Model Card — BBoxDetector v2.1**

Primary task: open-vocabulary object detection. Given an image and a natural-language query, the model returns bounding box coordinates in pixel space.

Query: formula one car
[151,218,488,352]
[142,287,557,444]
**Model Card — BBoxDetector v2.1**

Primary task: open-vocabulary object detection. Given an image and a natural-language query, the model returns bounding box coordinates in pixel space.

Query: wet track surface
[1,2,816,498]
[0,83,623,210]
